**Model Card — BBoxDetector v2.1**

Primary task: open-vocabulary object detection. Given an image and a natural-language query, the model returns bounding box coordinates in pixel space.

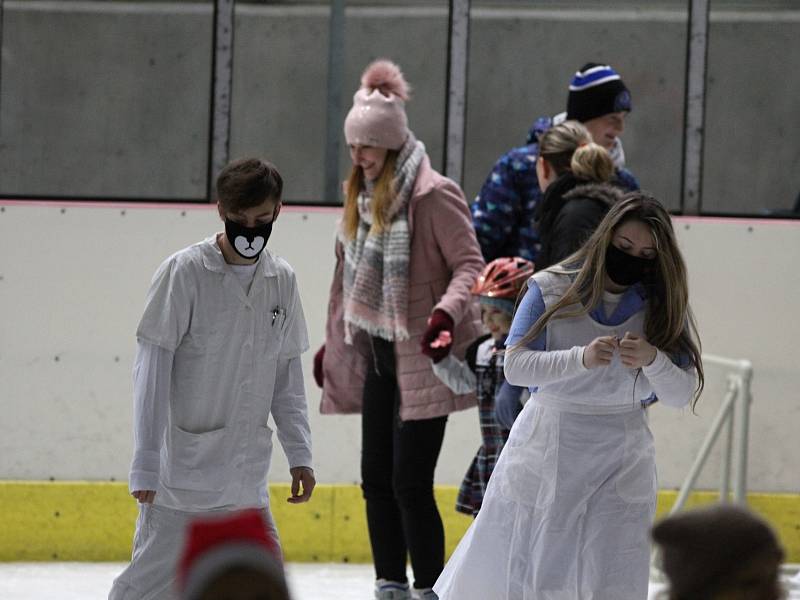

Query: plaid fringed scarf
[340,135,426,343]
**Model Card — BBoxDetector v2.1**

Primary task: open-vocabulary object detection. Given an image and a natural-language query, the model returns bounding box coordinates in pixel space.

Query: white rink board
[0,203,798,491]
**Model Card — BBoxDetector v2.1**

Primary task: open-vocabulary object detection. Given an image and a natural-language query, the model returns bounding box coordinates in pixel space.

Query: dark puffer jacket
[535,173,626,270]
[470,115,639,263]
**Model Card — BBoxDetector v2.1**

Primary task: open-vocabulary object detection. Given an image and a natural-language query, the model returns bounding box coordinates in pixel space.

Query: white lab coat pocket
[496,405,559,509]
[164,425,229,492]
[615,412,657,504]
[256,309,284,359]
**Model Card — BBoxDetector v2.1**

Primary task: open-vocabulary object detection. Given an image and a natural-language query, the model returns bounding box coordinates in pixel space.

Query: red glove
[420,309,455,363]
[313,345,325,388]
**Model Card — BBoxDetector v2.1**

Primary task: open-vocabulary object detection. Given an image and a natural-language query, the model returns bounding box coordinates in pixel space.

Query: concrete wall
[1,3,798,213]
[0,2,213,199]
[229,4,449,203]
[1,202,798,493]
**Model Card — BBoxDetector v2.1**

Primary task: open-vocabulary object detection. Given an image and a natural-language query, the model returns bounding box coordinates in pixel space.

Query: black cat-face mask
[225,218,273,260]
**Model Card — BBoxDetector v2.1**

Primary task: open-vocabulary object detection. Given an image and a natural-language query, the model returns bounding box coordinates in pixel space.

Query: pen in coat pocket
[271,306,286,327]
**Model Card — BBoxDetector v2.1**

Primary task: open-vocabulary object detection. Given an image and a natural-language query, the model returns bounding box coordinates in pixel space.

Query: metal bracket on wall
[444,0,470,187]
[208,0,235,201]
[681,0,710,215]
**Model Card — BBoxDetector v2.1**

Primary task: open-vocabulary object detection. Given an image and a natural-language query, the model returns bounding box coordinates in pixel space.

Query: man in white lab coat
[110,158,315,600]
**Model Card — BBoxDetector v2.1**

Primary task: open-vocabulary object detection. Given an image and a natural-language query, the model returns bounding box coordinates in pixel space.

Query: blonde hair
[539,120,614,183]
[342,151,399,239]
[513,192,704,408]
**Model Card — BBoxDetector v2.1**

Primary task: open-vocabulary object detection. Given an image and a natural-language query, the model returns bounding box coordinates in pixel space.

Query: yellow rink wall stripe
[1,482,798,563]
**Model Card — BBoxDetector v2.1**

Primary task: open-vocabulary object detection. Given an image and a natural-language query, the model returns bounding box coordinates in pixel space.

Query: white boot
[374,579,411,600]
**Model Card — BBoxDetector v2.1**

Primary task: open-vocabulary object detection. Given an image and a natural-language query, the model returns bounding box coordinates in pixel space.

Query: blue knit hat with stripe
[566,63,631,123]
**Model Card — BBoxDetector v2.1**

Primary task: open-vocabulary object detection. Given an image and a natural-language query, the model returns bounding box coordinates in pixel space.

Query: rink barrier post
[681,0,710,215]
[443,0,470,186]
[207,0,235,200]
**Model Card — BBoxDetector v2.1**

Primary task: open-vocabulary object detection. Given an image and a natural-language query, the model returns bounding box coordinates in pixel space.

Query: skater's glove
[421,309,455,363]
[313,345,325,388]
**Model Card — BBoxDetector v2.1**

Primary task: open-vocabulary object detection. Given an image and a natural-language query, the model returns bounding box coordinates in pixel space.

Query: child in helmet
[428,257,534,516]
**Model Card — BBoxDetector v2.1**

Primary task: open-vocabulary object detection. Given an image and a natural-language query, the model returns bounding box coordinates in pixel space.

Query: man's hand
[288,467,315,504]
[619,331,658,369]
[132,490,156,504]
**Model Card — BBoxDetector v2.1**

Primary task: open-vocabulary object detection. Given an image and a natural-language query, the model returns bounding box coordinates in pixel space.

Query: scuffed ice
[0,562,797,599]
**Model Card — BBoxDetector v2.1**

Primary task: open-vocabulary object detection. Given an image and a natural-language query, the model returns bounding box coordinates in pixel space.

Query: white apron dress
[434,270,673,600]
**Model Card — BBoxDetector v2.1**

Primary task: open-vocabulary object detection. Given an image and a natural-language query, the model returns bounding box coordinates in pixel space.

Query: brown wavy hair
[216,158,283,214]
[513,192,704,407]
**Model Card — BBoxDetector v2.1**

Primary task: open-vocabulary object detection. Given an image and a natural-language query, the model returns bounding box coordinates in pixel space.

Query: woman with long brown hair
[435,193,703,599]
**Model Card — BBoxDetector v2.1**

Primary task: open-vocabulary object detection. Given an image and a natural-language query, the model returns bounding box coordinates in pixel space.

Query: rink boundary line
[0,199,340,213]
[0,482,797,563]
[2,200,798,226]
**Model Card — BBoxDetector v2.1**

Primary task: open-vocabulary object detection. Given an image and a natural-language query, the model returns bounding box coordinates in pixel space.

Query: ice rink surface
[1,562,799,599]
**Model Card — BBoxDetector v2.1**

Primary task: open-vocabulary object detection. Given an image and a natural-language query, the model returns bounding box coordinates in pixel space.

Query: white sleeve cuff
[129,469,159,493]
[642,349,671,377]
[287,452,314,471]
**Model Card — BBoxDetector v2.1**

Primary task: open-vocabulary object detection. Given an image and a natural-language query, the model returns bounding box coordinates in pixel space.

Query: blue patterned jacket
[471,116,640,263]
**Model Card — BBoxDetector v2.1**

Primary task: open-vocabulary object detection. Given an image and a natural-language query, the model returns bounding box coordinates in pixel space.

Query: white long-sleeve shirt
[129,341,172,493]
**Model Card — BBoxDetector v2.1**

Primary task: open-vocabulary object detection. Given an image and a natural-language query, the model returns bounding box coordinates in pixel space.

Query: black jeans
[361,337,448,589]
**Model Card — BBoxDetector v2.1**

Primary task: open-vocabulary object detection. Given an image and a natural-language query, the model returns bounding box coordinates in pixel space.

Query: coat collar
[406,154,438,236]
[409,154,435,200]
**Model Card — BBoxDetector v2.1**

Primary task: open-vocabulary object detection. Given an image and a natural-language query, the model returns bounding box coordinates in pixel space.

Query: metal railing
[650,354,753,580]
[669,354,753,512]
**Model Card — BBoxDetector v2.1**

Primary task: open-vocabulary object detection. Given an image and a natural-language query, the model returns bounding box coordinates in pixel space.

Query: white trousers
[109,504,279,600]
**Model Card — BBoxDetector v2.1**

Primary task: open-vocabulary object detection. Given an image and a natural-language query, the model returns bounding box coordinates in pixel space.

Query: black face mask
[605,243,655,286]
[225,218,273,260]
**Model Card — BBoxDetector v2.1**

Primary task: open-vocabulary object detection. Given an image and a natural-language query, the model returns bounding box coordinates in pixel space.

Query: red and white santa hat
[178,509,285,600]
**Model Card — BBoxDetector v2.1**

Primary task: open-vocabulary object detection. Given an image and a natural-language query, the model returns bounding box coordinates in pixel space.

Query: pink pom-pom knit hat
[344,59,411,150]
